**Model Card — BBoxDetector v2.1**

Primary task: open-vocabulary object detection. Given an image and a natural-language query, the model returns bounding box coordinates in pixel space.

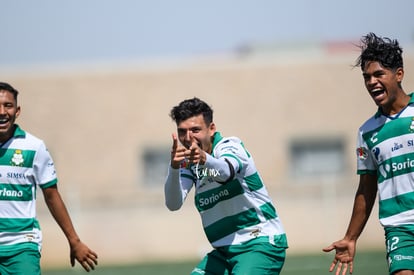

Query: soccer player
[323,33,414,275]
[0,82,98,274]
[164,97,288,274]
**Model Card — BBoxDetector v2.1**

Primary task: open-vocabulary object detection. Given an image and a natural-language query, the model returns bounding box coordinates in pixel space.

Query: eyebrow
[177,126,201,131]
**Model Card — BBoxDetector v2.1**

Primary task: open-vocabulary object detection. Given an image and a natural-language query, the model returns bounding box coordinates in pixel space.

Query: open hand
[70,240,98,272]
[322,239,355,275]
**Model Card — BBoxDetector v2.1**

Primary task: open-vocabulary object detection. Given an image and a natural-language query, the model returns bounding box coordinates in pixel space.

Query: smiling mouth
[370,88,385,99]
[0,118,9,125]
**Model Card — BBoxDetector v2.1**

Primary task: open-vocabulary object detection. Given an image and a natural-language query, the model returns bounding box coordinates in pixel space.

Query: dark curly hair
[170,97,213,125]
[0,82,19,101]
[355,32,403,71]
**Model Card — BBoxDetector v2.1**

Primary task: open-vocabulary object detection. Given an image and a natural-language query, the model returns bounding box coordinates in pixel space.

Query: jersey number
[387,236,399,253]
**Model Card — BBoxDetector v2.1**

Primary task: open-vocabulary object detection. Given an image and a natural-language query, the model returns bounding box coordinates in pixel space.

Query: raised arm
[164,133,193,210]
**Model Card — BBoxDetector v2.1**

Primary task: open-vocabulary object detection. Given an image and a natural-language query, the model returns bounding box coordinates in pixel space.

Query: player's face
[362,61,404,114]
[176,114,216,154]
[0,90,20,142]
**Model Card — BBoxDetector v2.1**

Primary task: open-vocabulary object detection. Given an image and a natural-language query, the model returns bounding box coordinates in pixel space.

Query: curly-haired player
[323,33,414,275]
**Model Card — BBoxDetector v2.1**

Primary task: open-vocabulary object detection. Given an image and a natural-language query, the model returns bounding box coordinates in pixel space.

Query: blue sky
[1,0,414,67]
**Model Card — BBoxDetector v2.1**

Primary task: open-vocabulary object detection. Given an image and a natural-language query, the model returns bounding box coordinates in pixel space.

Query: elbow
[165,201,182,211]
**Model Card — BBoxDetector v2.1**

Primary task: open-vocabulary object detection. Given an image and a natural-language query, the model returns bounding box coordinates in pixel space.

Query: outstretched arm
[165,133,193,210]
[184,135,239,183]
[42,186,98,272]
[323,173,378,275]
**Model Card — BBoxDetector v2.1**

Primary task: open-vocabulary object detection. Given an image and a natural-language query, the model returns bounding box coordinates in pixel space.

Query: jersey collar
[0,125,25,148]
[211,131,223,152]
[13,124,26,138]
[375,93,414,119]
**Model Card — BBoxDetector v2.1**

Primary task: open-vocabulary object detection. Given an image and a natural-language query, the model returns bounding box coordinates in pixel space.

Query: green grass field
[43,250,388,275]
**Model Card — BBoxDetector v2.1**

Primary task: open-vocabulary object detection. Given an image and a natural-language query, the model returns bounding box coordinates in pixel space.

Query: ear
[15,106,21,118]
[209,122,216,136]
[396,67,404,83]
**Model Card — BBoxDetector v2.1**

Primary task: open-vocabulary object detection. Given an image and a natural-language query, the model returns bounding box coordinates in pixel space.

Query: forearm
[344,196,372,241]
[44,189,80,245]
[202,154,236,182]
[164,167,186,211]
[344,178,377,241]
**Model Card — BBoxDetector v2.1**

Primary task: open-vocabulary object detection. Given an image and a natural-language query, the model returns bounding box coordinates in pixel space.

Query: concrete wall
[3,46,414,268]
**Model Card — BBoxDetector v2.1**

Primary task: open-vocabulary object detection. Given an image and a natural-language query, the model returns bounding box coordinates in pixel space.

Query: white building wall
[3,47,414,267]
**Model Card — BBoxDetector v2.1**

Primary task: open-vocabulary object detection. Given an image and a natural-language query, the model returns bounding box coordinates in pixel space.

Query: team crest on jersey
[356,147,368,160]
[410,117,414,132]
[10,150,24,166]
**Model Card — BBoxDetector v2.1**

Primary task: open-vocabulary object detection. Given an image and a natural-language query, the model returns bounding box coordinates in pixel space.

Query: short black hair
[0,82,19,101]
[355,32,403,71]
[170,97,213,125]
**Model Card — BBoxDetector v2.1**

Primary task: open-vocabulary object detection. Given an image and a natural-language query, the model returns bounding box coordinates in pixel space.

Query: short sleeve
[33,142,58,188]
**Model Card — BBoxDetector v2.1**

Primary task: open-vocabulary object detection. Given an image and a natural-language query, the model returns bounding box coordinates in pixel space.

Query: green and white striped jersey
[0,125,57,255]
[357,93,414,227]
[165,132,288,248]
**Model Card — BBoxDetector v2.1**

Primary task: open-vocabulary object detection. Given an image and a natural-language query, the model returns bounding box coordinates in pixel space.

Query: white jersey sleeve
[164,166,194,211]
[33,141,58,188]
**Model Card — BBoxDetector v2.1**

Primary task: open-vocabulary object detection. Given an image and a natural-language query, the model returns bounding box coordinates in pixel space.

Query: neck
[0,125,15,143]
[382,92,410,116]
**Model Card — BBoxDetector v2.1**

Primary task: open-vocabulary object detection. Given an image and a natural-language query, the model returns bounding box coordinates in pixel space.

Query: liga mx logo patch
[180,160,190,169]
[356,147,368,160]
